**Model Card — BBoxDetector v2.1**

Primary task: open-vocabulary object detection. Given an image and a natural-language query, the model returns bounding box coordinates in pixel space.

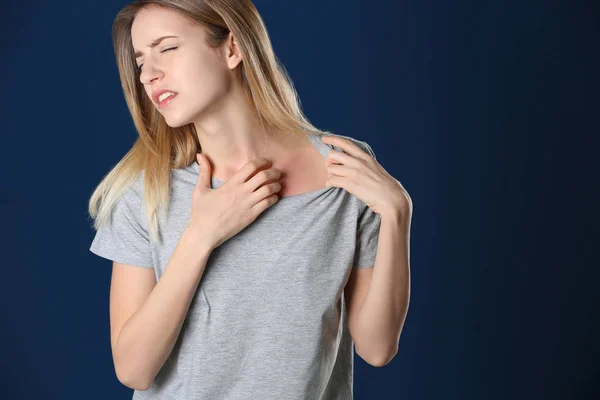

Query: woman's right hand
[186,152,282,249]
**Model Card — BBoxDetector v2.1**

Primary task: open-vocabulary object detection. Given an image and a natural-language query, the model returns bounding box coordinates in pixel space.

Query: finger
[195,153,211,191]
[326,175,356,196]
[326,163,350,177]
[234,157,272,184]
[326,149,359,167]
[246,168,281,193]
[321,136,372,162]
[326,175,341,189]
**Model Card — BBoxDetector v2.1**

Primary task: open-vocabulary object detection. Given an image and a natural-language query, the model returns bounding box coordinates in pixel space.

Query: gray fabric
[90,132,381,399]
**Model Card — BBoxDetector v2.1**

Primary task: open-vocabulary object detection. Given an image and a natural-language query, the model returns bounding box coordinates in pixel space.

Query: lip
[152,88,178,109]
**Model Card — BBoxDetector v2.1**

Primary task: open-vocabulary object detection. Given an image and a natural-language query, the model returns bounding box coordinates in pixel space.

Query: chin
[161,110,194,128]
[161,95,217,128]
[163,118,190,128]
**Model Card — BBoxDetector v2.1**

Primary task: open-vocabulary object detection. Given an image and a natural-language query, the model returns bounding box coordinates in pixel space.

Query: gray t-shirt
[90,132,381,400]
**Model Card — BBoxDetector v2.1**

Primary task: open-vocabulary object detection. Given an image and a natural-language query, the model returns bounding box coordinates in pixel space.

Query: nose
[139,60,164,85]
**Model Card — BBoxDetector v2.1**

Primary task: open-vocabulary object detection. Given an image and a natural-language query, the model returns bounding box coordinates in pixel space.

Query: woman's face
[131,6,236,127]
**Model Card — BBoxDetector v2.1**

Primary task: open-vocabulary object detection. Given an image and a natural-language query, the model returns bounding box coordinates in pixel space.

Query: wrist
[182,224,216,254]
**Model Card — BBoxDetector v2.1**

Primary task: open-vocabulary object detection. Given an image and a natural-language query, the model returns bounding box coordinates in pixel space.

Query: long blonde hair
[88,0,332,244]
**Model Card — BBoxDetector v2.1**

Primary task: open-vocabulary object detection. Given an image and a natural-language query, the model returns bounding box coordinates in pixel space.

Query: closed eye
[137,47,178,72]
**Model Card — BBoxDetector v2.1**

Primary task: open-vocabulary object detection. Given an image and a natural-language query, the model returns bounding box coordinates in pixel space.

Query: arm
[346,210,411,367]
[321,134,412,367]
[111,227,214,390]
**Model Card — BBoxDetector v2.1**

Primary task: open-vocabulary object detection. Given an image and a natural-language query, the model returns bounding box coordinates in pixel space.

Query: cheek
[161,56,231,124]
[179,51,230,97]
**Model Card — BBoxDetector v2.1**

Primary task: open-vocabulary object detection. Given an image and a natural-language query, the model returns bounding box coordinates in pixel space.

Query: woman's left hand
[322,135,412,219]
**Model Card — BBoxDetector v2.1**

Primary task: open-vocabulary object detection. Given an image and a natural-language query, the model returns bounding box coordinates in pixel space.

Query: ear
[226,32,243,70]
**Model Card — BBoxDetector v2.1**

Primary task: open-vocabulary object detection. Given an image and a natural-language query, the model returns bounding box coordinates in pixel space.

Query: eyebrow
[134,35,180,58]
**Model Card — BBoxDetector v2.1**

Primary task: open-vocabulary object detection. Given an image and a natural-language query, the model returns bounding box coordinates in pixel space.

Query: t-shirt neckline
[189,133,336,202]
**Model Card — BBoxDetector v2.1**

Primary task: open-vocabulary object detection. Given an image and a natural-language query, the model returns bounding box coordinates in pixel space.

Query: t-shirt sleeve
[353,139,382,268]
[354,202,381,268]
[89,179,154,269]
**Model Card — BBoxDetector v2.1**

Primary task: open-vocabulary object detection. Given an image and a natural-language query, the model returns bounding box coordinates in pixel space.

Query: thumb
[195,153,212,190]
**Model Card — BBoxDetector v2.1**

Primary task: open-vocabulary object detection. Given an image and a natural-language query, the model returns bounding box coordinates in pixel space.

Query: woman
[88,1,412,399]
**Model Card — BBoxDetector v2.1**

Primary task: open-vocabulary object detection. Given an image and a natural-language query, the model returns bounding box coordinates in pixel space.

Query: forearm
[114,227,214,390]
[355,211,411,365]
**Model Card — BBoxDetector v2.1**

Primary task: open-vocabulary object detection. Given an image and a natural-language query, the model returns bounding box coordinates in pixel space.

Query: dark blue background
[1,0,597,399]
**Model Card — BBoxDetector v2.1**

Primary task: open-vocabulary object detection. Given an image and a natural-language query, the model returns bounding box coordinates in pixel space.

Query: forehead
[131,6,195,50]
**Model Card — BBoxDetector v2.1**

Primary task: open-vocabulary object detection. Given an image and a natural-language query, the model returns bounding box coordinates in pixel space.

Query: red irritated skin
[152,88,178,109]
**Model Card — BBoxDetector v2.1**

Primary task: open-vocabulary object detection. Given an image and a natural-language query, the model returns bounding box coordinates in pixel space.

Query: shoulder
[90,170,149,237]
[104,172,146,225]
[119,171,145,205]
[318,132,377,159]
[315,132,378,212]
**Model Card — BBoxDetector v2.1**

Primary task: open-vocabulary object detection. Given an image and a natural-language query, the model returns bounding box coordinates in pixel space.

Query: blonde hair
[88,0,332,244]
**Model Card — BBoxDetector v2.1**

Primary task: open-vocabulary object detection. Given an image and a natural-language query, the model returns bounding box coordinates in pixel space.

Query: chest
[273,143,329,198]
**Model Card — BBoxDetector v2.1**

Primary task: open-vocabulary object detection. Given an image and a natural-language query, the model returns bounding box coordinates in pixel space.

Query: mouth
[157,92,178,110]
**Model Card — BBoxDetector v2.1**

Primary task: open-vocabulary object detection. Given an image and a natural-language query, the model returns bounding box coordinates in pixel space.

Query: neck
[192,82,307,180]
